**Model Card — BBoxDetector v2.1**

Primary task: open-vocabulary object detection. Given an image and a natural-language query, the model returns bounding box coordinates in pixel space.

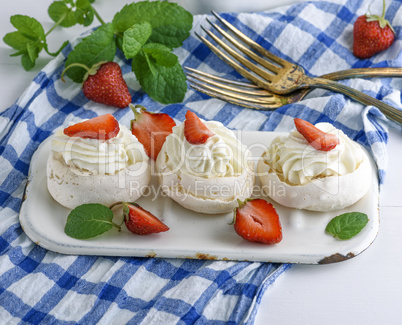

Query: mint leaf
[325,212,369,240]
[75,0,95,27]
[48,0,94,27]
[4,15,46,70]
[64,23,116,82]
[142,43,178,67]
[65,203,116,239]
[10,15,45,41]
[122,21,152,59]
[3,31,30,51]
[132,44,187,104]
[48,1,77,27]
[113,1,192,48]
[27,42,40,63]
[21,53,36,70]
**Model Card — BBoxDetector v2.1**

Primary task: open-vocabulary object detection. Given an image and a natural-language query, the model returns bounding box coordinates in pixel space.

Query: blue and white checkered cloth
[1,0,401,323]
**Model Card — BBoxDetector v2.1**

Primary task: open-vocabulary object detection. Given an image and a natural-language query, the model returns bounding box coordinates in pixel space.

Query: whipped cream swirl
[51,124,148,175]
[162,121,248,178]
[262,122,366,185]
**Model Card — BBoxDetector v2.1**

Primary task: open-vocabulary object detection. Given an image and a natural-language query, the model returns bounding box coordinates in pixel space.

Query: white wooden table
[1,1,401,324]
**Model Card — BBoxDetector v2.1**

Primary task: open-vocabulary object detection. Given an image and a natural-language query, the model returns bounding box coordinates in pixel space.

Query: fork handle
[306,76,402,126]
[322,67,402,80]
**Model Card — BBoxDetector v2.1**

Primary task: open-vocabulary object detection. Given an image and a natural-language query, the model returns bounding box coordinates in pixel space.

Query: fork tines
[196,11,291,90]
[184,67,282,110]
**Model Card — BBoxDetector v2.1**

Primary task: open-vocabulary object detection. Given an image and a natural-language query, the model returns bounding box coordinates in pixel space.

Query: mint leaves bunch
[4,1,193,104]
[3,0,99,71]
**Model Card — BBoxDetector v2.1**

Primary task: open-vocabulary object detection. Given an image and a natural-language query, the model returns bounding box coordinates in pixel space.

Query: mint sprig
[325,212,369,240]
[65,203,121,239]
[4,1,193,104]
[4,15,47,71]
[4,0,101,70]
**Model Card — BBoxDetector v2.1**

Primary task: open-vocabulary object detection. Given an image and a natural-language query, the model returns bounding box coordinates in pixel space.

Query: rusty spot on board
[145,251,157,258]
[318,252,355,264]
[195,253,218,260]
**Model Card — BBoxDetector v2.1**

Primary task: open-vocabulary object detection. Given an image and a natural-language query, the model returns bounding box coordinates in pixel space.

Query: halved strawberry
[184,110,214,145]
[63,114,120,140]
[123,202,169,235]
[294,118,339,151]
[234,199,282,244]
[131,105,176,160]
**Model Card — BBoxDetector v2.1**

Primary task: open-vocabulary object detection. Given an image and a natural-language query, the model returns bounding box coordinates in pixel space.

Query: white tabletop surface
[1,1,401,325]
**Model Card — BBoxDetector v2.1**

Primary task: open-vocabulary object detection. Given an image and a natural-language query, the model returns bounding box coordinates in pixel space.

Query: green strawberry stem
[61,62,90,82]
[109,201,124,210]
[61,61,107,82]
[366,0,395,33]
[111,220,122,230]
[130,104,147,121]
[109,201,131,227]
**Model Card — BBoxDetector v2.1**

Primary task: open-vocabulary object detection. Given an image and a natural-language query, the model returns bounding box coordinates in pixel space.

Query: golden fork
[185,67,402,110]
[196,11,402,125]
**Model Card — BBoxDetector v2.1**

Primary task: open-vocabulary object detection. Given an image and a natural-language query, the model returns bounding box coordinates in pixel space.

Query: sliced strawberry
[63,114,120,140]
[123,203,169,235]
[131,105,176,160]
[234,199,282,244]
[184,110,214,145]
[294,118,339,151]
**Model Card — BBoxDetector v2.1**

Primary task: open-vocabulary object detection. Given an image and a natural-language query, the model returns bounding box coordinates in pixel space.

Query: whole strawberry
[62,61,132,108]
[353,0,395,59]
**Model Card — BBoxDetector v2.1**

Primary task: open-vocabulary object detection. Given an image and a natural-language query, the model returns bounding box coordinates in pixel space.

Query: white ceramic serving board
[19,131,379,264]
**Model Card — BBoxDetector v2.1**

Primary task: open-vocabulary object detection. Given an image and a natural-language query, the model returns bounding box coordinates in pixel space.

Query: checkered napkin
[1,0,401,323]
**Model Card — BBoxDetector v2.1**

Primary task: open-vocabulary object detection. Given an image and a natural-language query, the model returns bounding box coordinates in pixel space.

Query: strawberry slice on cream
[156,111,255,214]
[47,115,151,209]
[257,120,372,211]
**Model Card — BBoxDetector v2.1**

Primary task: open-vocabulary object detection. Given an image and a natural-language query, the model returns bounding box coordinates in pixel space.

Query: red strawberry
[131,105,176,160]
[184,110,214,145]
[83,62,131,108]
[63,114,120,140]
[234,199,282,244]
[353,0,395,59]
[123,202,169,235]
[62,61,131,108]
[294,118,339,151]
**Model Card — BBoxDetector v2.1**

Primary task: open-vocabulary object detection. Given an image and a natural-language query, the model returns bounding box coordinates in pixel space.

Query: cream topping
[51,124,148,175]
[162,121,249,179]
[261,122,366,185]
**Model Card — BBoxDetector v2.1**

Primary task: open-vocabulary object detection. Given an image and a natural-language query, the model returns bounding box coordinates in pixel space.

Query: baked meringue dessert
[257,119,372,211]
[47,114,151,209]
[155,111,254,214]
